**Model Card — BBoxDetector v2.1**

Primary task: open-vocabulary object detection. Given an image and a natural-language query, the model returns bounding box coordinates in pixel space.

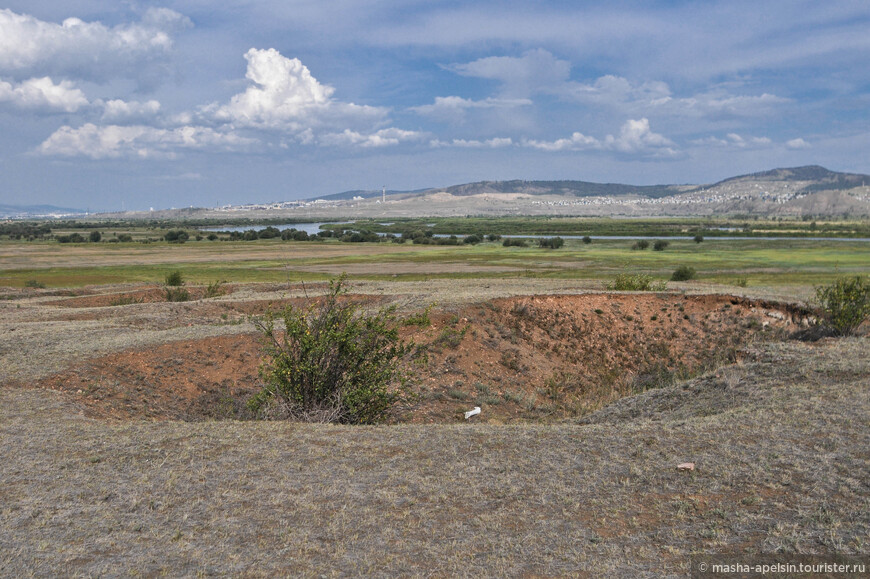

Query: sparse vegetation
[403,304,434,327]
[607,273,667,291]
[204,280,226,299]
[163,287,190,302]
[109,295,144,306]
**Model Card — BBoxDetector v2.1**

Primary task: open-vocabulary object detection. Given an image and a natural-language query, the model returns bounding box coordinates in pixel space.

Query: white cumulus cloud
[0,76,89,112]
[0,8,191,86]
[524,118,677,158]
[430,137,514,148]
[318,128,423,148]
[691,133,772,148]
[213,48,386,132]
[524,132,600,152]
[606,118,675,154]
[38,123,254,159]
[100,99,161,122]
[786,137,811,149]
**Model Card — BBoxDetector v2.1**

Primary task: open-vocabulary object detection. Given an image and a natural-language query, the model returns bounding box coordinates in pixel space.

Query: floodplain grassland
[2,234,869,297]
[323,215,870,238]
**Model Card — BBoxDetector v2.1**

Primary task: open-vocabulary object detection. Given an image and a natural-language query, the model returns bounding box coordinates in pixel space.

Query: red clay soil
[34,293,805,423]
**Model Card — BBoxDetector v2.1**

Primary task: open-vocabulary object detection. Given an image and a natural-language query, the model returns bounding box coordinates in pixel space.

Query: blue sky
[0,0,868,211]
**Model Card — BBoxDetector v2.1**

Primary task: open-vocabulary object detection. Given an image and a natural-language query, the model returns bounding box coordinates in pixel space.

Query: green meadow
[2,233,868,293]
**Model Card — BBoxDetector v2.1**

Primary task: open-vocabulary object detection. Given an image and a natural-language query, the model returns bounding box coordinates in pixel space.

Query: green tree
[164,230,189,243]
[250,276,413,424]
[89,231,102,242]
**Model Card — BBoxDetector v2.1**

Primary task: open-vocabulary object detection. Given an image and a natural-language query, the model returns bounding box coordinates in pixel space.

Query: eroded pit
[34,293,808,423]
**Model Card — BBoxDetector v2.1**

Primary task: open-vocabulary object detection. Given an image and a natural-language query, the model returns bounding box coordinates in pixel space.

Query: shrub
[24,279,46,289]
[606,273,667,292]
[164,270,184,286]
[57,232,85,243]
[250,275,413,424]
[403,304,434,327]
[205,280,226,299]
[814,275,870,336]
[503,238,528,248]
[164,287,190,302]
[434,325,468,349]
[671,265,697,281]
[207,233,219,241]
[89,231,102,242]
[694,234,704,243]
[632,240,650,250]
[653,240,670,251]
[582,236,592,244]
[164,230,189,243]
[538,236,564,249]
[117,233,134,242]
[463,234,483,245]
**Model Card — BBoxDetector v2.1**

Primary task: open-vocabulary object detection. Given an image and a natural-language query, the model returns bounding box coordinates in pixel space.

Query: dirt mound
[52,285,240,308]
[33,293,804,423]
[404,293,802,422]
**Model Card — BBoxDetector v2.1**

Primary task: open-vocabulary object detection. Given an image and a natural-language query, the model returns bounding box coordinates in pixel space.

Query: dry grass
[1,336,868,577]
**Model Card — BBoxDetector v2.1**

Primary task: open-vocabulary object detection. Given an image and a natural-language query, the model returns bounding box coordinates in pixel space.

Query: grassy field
[2,236,868,294]
[323,216,870,238]
[2,337,867,576]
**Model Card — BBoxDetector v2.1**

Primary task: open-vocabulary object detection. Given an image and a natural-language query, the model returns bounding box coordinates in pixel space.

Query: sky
[0,1,868,211]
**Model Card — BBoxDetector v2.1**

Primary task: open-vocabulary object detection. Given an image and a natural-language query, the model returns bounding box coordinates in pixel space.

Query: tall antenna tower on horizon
[382,185,386,203]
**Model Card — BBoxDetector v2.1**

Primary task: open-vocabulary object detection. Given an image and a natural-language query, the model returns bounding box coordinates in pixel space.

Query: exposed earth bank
[19,286,812,423]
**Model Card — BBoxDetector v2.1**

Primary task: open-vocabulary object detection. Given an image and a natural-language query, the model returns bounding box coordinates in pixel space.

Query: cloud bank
[0,8,191,87]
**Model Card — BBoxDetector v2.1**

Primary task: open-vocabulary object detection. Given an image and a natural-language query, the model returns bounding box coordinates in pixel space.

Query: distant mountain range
[318,165,869,202]
[13,165,870,220]
[0,204,85,219]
